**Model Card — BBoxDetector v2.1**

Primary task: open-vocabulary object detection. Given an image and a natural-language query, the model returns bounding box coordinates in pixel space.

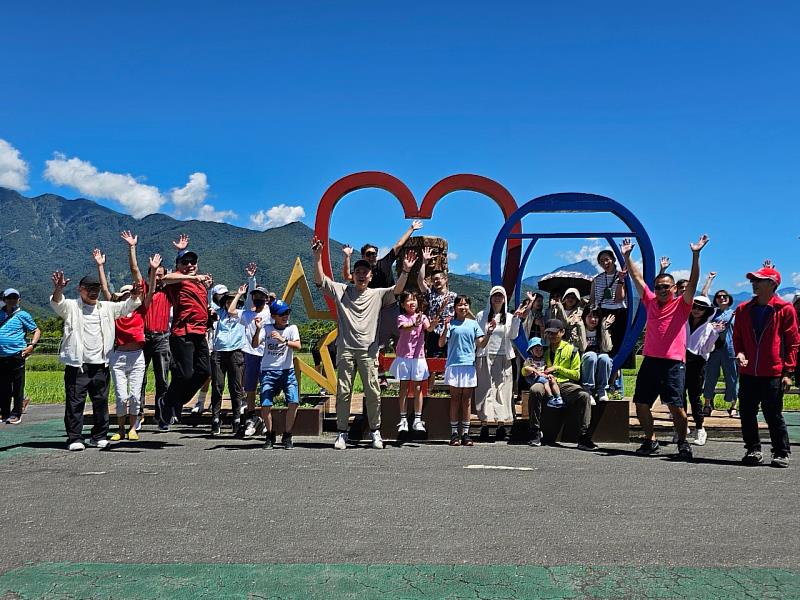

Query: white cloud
[447,251,459,260]
[196,204,238,223]
[735,280,751,289]
[0,139,29,191]
[558,242,608,272]
[248,204,306,230]
[671,269,691,281]
[170,172,209,217]
[792,272,800,287]
[467,262,486,274]
[44,153,164,218]
[378,246,391,258]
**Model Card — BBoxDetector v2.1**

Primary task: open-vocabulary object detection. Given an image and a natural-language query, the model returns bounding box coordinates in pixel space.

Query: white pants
[111,349,145,416]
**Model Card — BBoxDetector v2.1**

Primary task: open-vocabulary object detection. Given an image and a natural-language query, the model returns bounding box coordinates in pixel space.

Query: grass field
[22,353,800,410]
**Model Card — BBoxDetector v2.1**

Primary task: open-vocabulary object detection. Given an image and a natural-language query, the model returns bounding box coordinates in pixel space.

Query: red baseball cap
[746,267,781,286]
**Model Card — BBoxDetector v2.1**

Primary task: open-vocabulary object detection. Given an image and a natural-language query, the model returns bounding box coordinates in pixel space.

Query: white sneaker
[397,419,409,433]
[96,439,110,449]
[693,427,707,446]
[190,406,201,415]
[334,432,347,450]
[68,441,85,452]
[412,420,427,432]
[134,416,143,431]
[244,417,262,437]
[371,430,384,449]
[589,395,597,406]
[598,394,609,402]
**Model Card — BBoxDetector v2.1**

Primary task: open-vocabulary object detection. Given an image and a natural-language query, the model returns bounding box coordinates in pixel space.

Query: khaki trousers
[336,347,382,432]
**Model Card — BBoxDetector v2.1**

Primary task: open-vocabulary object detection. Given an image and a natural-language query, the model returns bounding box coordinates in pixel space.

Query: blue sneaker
[547,395,564,408]
[158,422,170,432]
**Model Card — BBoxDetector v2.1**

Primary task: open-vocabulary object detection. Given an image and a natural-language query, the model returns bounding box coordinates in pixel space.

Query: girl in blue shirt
[439,295,494,446]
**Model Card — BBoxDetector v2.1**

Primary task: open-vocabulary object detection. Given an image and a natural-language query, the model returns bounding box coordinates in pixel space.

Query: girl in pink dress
[390,291,436,434]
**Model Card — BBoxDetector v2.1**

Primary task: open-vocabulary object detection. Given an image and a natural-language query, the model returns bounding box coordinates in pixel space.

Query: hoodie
[476,285,521,358]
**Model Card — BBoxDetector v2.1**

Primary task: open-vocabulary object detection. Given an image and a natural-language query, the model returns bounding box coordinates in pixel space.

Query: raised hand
[172,234,189,251]
[342,245,353,258]
[403,249,418,271]
[311,237,323,255]
[196,273,212,285]
[603,314,616,329]
[422,247,434,261]
[130,282,143,298]
[245,262,257,278]
[620,238,635,256]
[567,312,581,325]
[706,271,717,281]
[52,271,70,289]
[149,253,162,269]
[763,259,775,269]
[689,234,709,253]
[618,268,628,279]
[238,283,248,295]
[411,219,423,231]
[120,230,138,246]
[486,318,497,334]
[660,256,671,270]
[712,321,726,332]
[92,248,105,266]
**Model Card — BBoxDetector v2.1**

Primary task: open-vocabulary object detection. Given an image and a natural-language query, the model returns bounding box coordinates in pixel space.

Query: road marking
[464,464,533,471]
[80,471,107,475]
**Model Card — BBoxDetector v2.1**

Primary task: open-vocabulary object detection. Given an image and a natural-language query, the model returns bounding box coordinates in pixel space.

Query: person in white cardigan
[50,271,142,451]
[685,295,726,446]
[475,285,528,441]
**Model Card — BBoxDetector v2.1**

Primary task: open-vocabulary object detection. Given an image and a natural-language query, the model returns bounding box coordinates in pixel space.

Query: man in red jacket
[733,262,799,468]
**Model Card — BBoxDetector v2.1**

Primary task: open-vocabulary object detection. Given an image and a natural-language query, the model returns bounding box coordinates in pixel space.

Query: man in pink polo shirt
[621,234,709,459]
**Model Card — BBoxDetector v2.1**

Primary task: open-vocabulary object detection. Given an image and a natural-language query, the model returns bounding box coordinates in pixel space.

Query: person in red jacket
[732,262,799,468]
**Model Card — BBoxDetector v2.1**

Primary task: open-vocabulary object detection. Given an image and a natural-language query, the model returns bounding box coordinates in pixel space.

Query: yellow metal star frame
[281,257,338,392]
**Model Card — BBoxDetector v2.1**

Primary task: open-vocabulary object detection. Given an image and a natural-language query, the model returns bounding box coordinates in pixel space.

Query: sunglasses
[364,251,378,257]
[180,259,197,266]
[654,284,673,291]
[715,294,730,300]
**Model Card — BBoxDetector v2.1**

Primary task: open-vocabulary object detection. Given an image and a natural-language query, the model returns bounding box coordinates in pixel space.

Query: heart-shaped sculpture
[313,171,522,314]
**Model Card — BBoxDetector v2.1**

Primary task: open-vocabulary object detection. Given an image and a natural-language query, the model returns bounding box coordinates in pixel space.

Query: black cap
[352,259,372,271]
[251,286,270,296]
[544,319,565,333]
[79,274,101,287]
[175,249,198,263]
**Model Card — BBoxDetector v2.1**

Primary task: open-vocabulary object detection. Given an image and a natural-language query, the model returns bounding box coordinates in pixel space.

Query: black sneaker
[635,439,660,456]
[211,419,221,436]
[263,431,275,449]
[495,425,507,442]
[232,419,242,436]
[677,441,693,460]
[577,438,599,452]
[742,449,763,465]
[771,453,789,468]
[461,433,474,447]
[282,432,294,449]
[478,425,490,441]
[528,431,542,447]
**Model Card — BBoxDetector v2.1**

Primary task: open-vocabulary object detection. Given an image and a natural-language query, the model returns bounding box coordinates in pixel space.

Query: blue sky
[2,1,799,293]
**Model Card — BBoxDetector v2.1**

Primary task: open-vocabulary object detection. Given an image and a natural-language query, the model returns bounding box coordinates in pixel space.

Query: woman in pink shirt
[390,291,436,435]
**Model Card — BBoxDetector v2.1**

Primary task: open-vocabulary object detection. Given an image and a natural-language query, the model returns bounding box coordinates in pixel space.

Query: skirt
[475,354,515,422]
[390,357,430,382]
[444,365,477,388]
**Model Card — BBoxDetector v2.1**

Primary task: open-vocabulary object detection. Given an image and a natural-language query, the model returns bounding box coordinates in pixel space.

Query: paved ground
[1,405,798,599]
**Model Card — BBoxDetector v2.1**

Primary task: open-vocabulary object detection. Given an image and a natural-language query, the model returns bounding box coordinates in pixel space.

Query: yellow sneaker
[127,429,139,441]
[110,432,123,441]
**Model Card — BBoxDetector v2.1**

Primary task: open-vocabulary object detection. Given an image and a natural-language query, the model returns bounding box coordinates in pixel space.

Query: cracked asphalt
[0,404,798,598]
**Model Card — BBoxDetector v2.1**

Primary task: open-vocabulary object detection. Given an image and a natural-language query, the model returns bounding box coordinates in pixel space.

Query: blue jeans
[702,347,738,404]
[581,352,613,394]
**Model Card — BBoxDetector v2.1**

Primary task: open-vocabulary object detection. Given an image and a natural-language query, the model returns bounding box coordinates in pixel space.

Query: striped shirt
[592,271,626,310]
[0,308,38,356]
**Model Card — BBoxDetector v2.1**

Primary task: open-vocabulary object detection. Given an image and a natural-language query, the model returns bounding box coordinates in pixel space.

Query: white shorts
[444,365,477,388]
[389,357,430,381]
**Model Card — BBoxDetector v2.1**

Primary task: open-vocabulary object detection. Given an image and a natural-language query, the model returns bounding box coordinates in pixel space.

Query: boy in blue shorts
[251,300,301,449]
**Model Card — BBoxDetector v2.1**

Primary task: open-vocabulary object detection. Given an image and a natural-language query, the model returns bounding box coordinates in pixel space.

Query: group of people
[0,220,796,467]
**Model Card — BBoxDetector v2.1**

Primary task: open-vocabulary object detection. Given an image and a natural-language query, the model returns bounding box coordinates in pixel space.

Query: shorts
[243,352,262,392]
[444,365,477,388]
[390,357,429,381]
[425,331,447,358]
[526,375,548,386]
[259,368,299,407]
[633,356,685,407]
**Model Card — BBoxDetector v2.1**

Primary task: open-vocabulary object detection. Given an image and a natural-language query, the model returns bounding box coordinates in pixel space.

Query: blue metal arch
[490,192,655,373]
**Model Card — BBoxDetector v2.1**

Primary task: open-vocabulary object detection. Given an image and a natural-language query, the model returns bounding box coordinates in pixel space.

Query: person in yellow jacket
[527,319,598,451]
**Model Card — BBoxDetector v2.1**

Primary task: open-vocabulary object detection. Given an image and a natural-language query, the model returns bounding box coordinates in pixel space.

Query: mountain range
[0,188,524,320]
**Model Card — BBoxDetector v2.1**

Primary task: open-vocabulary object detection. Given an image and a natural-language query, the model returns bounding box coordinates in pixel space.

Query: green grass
[23,353,800,409]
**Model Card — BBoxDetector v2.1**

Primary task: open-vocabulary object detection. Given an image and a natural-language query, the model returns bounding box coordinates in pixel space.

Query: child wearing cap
[252,300,301,449]
[521,338,561,408]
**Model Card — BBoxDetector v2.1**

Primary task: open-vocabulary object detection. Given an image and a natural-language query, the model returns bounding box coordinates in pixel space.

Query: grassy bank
[22,353,800,410]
